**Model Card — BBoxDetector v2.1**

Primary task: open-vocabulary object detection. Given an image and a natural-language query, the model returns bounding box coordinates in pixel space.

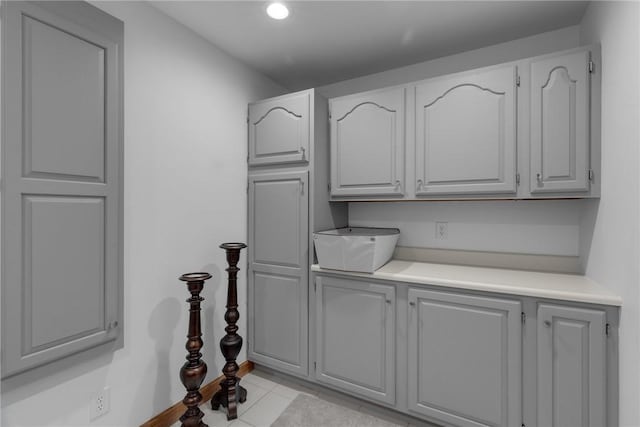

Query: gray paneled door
[329,87,406,197]
[2,1,123,378]
[315,276,395,405]
[414,65,517,195]
[530,50,591,194]
[248,91,310,166]
[537,304,606,427]
[408,288,521,427]
[247,171,309,376]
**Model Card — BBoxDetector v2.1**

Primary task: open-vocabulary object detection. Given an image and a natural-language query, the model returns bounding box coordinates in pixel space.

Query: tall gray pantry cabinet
[246,89,347,377]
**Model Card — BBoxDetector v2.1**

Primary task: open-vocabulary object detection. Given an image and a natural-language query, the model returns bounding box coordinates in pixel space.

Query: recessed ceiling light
[266,2,289,20]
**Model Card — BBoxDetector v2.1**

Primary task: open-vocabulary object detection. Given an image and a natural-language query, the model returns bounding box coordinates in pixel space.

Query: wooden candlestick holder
[211,242,247,420]
[178,272,211,427]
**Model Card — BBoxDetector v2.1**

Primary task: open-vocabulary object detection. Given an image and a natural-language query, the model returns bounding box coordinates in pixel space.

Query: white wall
[320,26,585,257]
[579,2,640,426]
[350,200,582,256]
[319,26,581,98]
[1,2,285,426]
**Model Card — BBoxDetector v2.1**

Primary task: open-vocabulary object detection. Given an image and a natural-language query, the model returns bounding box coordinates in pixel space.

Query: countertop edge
[310,262,623,307]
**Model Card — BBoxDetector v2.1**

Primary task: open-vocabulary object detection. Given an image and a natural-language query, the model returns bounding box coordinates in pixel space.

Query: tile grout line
[238,389,276,425]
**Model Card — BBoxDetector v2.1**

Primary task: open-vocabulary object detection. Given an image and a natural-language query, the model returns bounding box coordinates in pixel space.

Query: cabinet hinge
[246,116,249,124]
[328,182,331,193]
[516,173,520,186]
[606,323,610,336]
[588,169,595,182]
[589,60,595,74]
[516,75,521,87]
[521,312,526,324]
[314,361,317,371]
[246,182,249,193]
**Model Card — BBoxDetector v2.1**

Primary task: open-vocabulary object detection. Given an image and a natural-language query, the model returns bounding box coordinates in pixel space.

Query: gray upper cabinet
[327,46,600,201]
[2,1,123,378]
[414,65,517,196]
[329,87,406,198]
[537,304,607,427]
[247,171,309,376]
[407,288,521,427]
[315,276,395,405]
[248,91,310,166]
[530,50,592,194]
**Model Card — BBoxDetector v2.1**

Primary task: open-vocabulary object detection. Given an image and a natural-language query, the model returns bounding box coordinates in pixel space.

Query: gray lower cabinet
[315,276,395,405]
[537,304,607,427]
[306,273,617,427]
[2,0,123,378]
[407,288,522,427]
[248,171,309,376]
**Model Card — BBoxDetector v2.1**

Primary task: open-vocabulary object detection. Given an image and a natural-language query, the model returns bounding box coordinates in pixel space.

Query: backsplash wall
[349,200,584,256]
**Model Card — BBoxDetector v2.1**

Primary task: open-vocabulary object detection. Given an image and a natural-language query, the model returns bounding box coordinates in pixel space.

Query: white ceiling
[151,1,589,91]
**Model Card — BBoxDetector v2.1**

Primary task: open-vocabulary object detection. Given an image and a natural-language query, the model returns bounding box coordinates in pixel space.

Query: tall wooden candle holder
[211,242,247,420]
[178,272,211,427]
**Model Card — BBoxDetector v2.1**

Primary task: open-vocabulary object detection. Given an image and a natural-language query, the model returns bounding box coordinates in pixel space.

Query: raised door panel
[24,196,106,350]
[249,171,308,268]
[530,50,590,193]
[247,170,308,376]
[248,268,307,375]
[408,289,521,427]
[330,87,405,197]
[23,16,105,182]
[315,277,395,404]
[249,91,310,166]
[537,304,606,427]
[2,1,123,378]
[415,66,517,195]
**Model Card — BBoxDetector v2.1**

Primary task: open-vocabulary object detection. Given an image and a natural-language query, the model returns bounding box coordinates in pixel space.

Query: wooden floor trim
[140,360,255,427]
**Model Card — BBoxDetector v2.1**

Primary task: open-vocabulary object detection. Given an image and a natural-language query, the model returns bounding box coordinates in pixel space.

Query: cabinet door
[248,91,310,166]
[315,276,395,405]
[537,304,606,427]
[414,66,517,195]
[2,1,123,378]
[330,87,405,197]
[247,171,309,376]
[408,289,521,427]
[530,50,591,193]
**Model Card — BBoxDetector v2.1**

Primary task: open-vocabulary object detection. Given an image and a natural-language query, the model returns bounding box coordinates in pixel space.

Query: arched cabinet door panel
[249,91,310,166]
[530,50,591,193]
[414,65,517,196]
[330,87,406,198]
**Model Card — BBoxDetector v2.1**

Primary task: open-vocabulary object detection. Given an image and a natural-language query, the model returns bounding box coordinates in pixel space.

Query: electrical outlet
[90,387,110,421]
[435,222,448,240]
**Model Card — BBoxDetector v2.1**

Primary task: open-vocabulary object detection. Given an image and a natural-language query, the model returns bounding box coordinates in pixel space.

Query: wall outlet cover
[89,386,110,421]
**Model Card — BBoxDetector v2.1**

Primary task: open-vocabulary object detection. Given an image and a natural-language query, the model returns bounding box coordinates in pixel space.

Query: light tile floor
[174,368,438,427]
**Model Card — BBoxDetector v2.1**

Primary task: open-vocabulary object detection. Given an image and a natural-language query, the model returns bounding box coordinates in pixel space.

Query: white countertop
[311,260,622,306]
